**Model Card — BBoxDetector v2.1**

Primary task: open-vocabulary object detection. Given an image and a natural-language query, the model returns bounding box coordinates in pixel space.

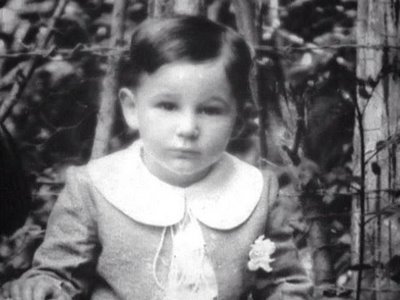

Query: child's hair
[124,15,253,114]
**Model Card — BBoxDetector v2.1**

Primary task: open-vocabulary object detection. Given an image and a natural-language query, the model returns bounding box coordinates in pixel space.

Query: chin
[171,167,201,176]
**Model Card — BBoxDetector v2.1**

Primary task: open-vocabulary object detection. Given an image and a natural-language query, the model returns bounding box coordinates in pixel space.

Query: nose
[176,111,199,140]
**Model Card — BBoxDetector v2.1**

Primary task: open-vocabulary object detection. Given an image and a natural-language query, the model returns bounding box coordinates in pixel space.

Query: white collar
[87,141,264,230]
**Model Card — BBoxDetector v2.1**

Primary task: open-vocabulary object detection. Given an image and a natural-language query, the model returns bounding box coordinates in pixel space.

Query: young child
[2,16,312,300]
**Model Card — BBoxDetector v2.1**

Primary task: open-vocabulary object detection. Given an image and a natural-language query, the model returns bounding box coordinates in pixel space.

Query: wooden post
[148,0,205,18]
[353,0,400,299]
[91,0,128,159]
[173,0,205,15]
[232,0,268,166]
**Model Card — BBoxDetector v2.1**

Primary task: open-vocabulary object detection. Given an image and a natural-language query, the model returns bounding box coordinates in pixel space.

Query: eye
[157,101,178,111]
[198,106,224,116]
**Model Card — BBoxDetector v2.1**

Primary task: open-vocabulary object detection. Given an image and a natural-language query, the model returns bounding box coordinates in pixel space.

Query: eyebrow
[149,92,181,100]
[204,96,231,107]
[148,92,233,107]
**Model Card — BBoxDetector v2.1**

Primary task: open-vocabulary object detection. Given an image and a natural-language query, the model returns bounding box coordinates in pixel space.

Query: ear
[119,87,139,130]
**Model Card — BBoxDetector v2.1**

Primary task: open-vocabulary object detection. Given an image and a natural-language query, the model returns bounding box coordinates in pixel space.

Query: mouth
[169,148,201,157]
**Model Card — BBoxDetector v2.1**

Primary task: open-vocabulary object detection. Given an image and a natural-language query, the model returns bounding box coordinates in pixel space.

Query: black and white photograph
[0,0,399,299]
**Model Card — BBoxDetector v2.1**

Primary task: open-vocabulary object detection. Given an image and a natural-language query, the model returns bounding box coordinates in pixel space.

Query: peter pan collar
[87,140,264,230]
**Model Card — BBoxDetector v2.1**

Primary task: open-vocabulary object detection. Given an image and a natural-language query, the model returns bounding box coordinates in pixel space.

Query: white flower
[247,235,276,272]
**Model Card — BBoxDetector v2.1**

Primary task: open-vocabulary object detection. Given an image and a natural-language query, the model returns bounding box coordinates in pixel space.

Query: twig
[314,284,400,293]
[0,0,70,124]
[0,62,28,90]
[365,132,400,164]
[0,46,128,59]
[256,43,400,52]
[291,94,305,163]
[354,90,366,300]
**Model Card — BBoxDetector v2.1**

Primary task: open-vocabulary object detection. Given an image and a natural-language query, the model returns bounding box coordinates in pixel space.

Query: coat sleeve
[253,170,313,300]
[20,166,99,299]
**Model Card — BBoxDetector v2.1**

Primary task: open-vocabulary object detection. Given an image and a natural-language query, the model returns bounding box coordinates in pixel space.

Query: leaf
[337,289,352,297]
[0,242,12,259]
[358,84,372,99]
[367,76,378,88]
[378,203,400,219]
[389,189,400,198]
[386,255,400,283]
[349,175,362,185]
[376,140,386,151]
[371,161,381,175]
[322,185,338,204]
[322,287,337,297]
[348,263,373,271]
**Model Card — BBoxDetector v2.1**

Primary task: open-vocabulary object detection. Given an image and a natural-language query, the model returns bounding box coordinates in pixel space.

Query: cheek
[211,117,236,135]
[204,118,236,146]
[137,110,165,134]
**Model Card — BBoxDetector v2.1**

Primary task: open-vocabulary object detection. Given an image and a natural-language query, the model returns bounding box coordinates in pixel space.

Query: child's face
[120,58,237,186]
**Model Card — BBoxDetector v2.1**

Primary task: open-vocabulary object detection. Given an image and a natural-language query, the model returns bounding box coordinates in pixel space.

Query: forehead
[136,58,235,101]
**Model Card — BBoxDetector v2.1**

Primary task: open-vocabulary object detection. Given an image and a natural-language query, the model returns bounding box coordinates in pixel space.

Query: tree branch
[0,0,70,124]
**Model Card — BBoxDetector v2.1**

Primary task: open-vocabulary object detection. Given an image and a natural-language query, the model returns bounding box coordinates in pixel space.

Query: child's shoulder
[256,165,279,204]
[225,154,279,202]
[232,155,278,189]
[221,154,280,199]
[87,144,136,174]
[63,144,138,195]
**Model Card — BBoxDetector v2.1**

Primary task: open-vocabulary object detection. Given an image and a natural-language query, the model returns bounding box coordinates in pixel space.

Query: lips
[169,148,200,157]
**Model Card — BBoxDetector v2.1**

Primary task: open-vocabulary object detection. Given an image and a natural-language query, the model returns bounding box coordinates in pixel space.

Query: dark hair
[125,15,253,113]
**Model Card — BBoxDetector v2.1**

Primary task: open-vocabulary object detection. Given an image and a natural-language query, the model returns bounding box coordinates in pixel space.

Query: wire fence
[0,43,399,60]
